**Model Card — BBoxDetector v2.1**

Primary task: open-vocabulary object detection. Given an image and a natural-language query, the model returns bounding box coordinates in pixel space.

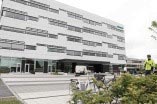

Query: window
[108,43,117,49]
[2,7,39,22]
[95,52,102,57]
[67,11,82,20]
[0,39,25,51]
[48,34,58,39]
[118,55,126,60]
[37,29,48,37]
[68,25,82,32]
[26,27,37,35]
[83,40,101,47]
[12,27,25,33]
[67,36,82,43]
[26,27,48,37]
[48,45,66,53]
[27,16,38,21]
[0,42,11,49]
[39,5,48,10]
[11,0,27,5]
[4,11,14,18]
[74,51,82,56]
[0,25,25,34]
[37,43,47,46]
[117,36,125,42]
[83,50,95,56]
[1,26,14,32]
[11,43,25,51]
[107,35,113,39]
[89,20,95,25]
[49,8,59,14]
[66,50,82,56]
[25,45,36,50]
[4,11,26,21]
[108,54,113,58]
[89,41,96,46]
[49,19,67,28]
[82,40,89,45]
[96,42,102,46]
[67,50,74,56]
[83,18,90,24]
[11,0,60,14]
[83,51,90,56]
[95,22,102,26]
[102,52,108,57]
[83,27,107,37]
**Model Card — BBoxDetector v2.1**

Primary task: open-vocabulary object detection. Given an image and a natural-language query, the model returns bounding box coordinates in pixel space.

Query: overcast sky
[1,0,157,60]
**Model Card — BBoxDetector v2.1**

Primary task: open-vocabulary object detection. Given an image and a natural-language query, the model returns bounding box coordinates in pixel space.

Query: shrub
[70,74,157,104]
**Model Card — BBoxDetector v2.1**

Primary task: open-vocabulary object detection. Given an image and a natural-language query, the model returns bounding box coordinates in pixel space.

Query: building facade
[0,0,126,73]
[126,58,144,73]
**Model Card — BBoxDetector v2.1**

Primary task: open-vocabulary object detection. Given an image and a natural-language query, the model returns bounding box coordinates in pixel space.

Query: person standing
[123,65,127,73]
[144,55,155,75]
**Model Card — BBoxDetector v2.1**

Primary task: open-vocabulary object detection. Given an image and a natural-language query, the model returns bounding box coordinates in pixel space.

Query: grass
[0,97,22,104]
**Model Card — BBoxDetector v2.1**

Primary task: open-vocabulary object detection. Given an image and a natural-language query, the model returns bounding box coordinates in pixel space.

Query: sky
[1,0,157,60]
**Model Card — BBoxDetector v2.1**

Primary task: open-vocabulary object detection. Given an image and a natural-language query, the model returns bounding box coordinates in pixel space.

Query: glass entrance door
[16,63,21,72]
[25,64,30,73]
[48,65,52,72]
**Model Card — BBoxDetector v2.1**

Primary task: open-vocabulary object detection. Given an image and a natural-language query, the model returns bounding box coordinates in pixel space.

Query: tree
[149,21,157,40]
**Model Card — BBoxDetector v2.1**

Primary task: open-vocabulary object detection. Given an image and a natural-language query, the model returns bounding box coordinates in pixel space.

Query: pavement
[0,78,14,98]
[1,73,93,104]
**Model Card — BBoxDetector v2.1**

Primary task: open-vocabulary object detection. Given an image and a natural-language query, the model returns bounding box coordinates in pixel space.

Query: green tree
[149,21,157,40]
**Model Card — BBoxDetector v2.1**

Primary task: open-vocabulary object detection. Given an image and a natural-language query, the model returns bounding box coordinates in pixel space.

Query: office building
[0,0,126,73]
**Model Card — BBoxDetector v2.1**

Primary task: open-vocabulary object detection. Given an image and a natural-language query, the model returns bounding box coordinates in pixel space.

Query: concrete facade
[0,0,126,73]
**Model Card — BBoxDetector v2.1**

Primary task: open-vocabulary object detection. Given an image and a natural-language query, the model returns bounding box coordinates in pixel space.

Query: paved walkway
[1,73,92,104]
[0,78,14,98]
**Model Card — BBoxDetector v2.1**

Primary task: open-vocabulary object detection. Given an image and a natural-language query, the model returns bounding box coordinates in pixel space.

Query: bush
[70,74,157,104]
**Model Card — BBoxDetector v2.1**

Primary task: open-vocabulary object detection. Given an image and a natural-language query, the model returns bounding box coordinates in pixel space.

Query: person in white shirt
[124,65,127,73]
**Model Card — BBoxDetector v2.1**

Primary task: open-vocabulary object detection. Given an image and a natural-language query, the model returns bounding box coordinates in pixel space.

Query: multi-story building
[0,0,126,73]
[126,58,145,73]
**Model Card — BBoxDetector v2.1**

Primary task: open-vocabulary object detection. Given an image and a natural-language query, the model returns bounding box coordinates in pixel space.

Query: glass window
[83,40,89,45]
[25,45,36,50]
[83,52,90,55]
[15,0,27,5]
[49,8,59,14]
[36,60,44,72]
[48,34,58,39]
[1,26,14,32]
[0,57,11,67]
[13,27,25,33]
[4,11,14,18]
[102,52,108,57]
[89,41,95,46]
[0,42,11,49]
[11,43,25,51]
[96,52,102,57]
[83,18,90,23]
[14,13,25,20]
[38,5,48,10]
[27,16,38,21]
[74,51,82,56]
[67,50,74,56]
[26,31,37,35]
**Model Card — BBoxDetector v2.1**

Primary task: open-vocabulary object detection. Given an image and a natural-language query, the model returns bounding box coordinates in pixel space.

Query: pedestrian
[144,55,155,76]
[123,65,127,73]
